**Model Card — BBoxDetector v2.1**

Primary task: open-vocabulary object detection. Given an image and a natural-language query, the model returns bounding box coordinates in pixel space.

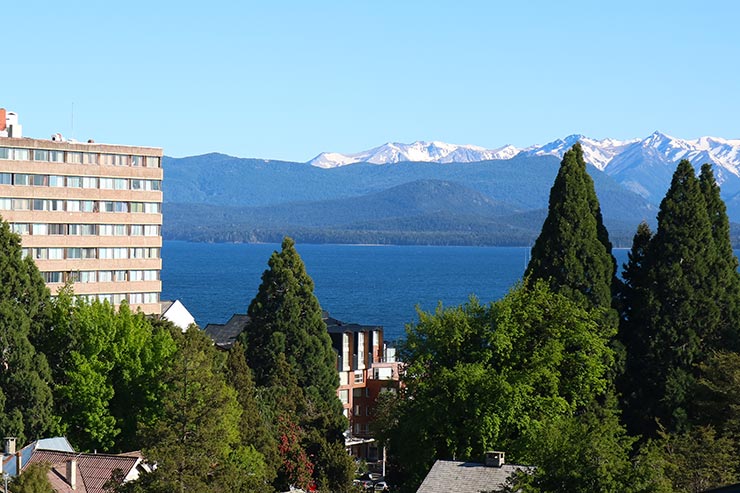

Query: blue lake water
[161,241,630,342]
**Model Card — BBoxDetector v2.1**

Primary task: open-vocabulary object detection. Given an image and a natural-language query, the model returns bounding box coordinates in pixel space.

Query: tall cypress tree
[622,160,721,434]
[239,237,352,491]
[699,163,740,350]
[525,143,616,314]
[0,218,58,442]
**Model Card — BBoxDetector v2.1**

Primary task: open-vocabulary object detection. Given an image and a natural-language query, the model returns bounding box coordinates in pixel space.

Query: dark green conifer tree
[525,143,616,314]
[239,237,352,491]
[622,160,720,434]
[0,218,58,442]
[699,163,740,350]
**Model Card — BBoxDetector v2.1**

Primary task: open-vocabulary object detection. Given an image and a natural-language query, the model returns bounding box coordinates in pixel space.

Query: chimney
[66,459,77,490]
[484,451,505,468]
[3,437,16,455]
[15,451,21,476]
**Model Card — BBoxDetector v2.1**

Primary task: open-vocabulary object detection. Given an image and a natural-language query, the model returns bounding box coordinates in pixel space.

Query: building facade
[0,109,163,314]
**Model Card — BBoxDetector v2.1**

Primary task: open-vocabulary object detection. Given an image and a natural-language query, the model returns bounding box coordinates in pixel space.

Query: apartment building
[0,108,163,314]
[325,313,401,464]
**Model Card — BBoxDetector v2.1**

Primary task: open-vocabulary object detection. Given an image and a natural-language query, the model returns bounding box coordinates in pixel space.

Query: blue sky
[3,1,739,161]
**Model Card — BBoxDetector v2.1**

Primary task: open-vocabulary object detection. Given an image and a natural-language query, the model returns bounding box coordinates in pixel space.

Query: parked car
[374,481,390,491]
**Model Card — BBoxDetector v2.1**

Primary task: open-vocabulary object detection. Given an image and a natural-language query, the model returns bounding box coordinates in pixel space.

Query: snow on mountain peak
[307,140,520,167]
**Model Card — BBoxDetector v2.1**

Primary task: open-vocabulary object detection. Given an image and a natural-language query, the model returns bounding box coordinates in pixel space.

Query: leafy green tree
[504,400,670,493]
[621,160,725,435]
[41,290,176,452]
[525,143,616,314]
[139,327,241,493]
[9,462,53,493]
[384,281,615,491]
[0,218,58,442]
[239,237,351,491]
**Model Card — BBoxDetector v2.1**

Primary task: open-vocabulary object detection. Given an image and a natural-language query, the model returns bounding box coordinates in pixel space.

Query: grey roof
[323,311,382,334]
[416,460,532,493]
[203,314,250,349]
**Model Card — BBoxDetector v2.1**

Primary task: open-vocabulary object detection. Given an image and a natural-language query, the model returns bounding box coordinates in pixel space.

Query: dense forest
[4,143,740,492]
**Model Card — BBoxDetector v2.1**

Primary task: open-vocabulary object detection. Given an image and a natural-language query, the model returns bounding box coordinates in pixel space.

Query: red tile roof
[25,450,140,493]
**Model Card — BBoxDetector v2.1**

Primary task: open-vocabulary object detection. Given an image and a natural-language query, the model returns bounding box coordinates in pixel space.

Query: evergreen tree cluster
[381,147,740,493]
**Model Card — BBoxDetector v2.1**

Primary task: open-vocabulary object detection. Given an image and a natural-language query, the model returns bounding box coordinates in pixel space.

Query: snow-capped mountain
[310,133,740,204]
[308,141,518,168]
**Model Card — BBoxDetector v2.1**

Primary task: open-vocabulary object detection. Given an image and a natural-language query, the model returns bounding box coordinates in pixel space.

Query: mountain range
[162,132,740,247]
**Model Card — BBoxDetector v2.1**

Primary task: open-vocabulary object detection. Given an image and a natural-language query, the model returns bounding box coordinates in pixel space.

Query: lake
[161,241,630,342]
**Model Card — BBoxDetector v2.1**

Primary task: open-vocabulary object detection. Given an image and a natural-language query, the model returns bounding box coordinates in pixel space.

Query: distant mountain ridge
[308,133,740,203]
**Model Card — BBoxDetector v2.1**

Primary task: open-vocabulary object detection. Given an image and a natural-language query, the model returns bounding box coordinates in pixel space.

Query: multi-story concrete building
[0,108,163,314]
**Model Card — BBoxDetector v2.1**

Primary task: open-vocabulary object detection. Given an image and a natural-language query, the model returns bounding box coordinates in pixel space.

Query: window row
[0,147,161,168]
[21,245,160,260]
[41,269,159,283]
[11,223,160,237]
[0,173,161,191]
[0,198,161,214]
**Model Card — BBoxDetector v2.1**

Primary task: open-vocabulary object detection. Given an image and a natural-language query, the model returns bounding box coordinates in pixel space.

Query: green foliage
[9,462,54,493]
[525,143,616,313]
[239,237,351,491]
[0,218,58,443]
[385,281,615,491]
[620,160,740,435]
[41,290,176,452]
[138,327,243,492]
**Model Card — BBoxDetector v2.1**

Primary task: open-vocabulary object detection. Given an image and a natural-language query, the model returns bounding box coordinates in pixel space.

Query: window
[32,224,48,235]
[67,200,80,212]
[80,224,97,235]
[130,202,144,213]
[145,156,160,168]
[131,156,142,167]
[43,272,63,283]
[0,198,11,210]
[32,248,48,260]
[48,224,66,235]
[354,371,364,384]
[144,202,161,213]
[0,148,9,159]
[114,224,127,236]
[98,271,113,282]
[100,224,114,236]
[338,389,349,405]
[144,225,159,236]
[114,178,128,190]
[32,175,48,186]
[100,154,114,166]
[49,175,65,187]
[100,178,114,189]
[80,201,96,212]
[66,176,82,188]
[112,293,127,304]
[143,292,158,304]
[100,247,129,259]
[130,225,143,236]
[0,173,11,184]
[49,151,64,163]
[113,155,128,166]
[66,152,82,164]
[66,248,82,259]
[143,270,159,281]
[14,149,29,160]
[78,271,97,283]
[130,247,159,259]
[81,177,98,188]
[83,153,98,165]
[129,270,143,281]
[33,150,49,161]
[114,270,126,282]
[129,292,143,304]
[48,248,63,260]
[13,199,30,210]
[13,174,30,185]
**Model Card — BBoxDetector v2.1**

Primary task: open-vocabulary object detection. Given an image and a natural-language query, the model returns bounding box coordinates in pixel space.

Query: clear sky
[3,1,739,161]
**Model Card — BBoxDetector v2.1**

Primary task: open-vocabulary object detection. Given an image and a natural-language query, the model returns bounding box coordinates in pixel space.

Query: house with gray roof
[416,452,532,493]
